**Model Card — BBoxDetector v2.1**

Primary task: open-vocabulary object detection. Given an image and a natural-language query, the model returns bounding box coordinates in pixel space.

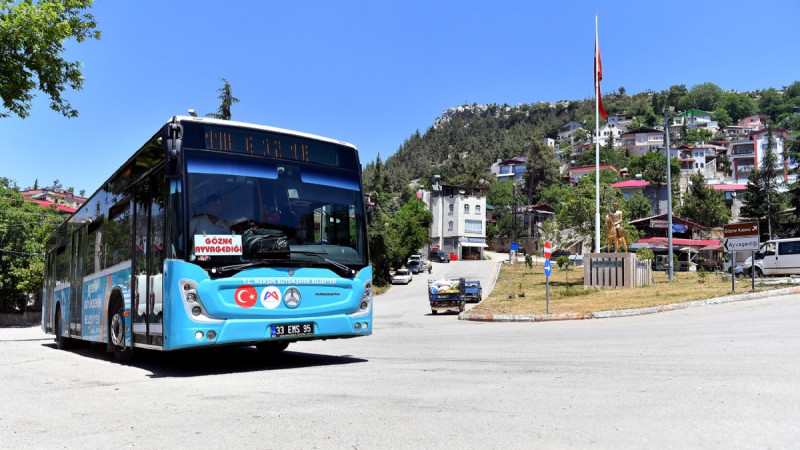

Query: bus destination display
[204,125,344,167]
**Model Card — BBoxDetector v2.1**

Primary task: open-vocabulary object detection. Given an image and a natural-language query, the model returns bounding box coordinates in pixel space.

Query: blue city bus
[42,116,372,362]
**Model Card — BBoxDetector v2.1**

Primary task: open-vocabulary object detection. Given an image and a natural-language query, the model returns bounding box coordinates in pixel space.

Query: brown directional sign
[723,221,759,238]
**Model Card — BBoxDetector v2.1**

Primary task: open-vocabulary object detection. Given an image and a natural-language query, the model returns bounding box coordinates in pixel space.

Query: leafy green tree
[626,192,653,220]
[576,145,628,171]
[206,77,239,120]
[712,107,732,129]
[364,156,394,285]
[388,198,433,267]
[556,255,571,283]
[631,151,680,188]
[523,140,561,205]
[721,91,757,123]
[0,178,65,312]
[652,84,688,113]
[740,127,784,238]
[486,180,515,238]
[0,0,101,118]
[758,88,785,122]
[786,135,800,229]
[676,172,730,227]
[678,82,723,112]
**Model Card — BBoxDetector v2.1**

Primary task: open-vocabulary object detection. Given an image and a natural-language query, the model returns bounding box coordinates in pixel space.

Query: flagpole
[594,14,601,253]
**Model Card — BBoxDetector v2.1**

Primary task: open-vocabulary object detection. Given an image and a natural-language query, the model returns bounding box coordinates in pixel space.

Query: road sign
[543,241,551,260]
[724,236,760,252]
[543,259,552,277]
[724,222,759,238]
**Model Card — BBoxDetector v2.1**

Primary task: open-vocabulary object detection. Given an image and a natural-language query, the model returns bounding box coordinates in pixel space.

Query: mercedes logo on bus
[284,287,301,309]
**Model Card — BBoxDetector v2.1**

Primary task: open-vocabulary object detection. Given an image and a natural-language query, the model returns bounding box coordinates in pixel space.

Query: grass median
[470,262,793,316]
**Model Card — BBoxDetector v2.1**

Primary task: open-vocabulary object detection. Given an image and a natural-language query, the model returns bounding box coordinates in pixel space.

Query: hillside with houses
[362,81,800,265]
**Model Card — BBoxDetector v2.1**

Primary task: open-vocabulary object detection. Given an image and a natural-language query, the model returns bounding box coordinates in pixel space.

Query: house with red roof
[19,187,86,212]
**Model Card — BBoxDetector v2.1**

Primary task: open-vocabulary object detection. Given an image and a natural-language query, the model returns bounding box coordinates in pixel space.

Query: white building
[728,128,790,185]
[428,176,488,260]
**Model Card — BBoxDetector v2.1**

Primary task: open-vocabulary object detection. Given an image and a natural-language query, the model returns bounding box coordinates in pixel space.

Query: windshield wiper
[289,250,356,277]
[208,251,356,277]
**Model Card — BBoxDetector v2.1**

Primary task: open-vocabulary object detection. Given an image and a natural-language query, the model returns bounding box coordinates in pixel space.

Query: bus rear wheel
[55,306,70,350]
[109,299,134,363]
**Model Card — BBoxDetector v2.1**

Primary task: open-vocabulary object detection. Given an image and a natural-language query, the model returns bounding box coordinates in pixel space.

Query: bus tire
[109,297,134,363]
[55,306,70,350]
[256,341,289,355]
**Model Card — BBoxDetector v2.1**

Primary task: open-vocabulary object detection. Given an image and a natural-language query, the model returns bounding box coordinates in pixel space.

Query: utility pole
[664,107,675,282]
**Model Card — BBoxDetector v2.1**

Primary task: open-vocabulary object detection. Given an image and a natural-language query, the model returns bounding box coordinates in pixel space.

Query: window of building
[475,205,481,214]
[448,204,454,214]
[464,204,470,214]
[465,220,482,234]
[448,221,454,231]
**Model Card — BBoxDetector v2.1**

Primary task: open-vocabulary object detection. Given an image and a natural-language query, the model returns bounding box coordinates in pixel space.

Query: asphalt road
[2,257,799,449]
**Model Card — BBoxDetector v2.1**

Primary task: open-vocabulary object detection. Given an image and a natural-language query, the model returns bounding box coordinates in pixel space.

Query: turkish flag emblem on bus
[234,285,258,308]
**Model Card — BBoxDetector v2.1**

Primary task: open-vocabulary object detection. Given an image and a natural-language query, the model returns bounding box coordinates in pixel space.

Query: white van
[742,238,800,277]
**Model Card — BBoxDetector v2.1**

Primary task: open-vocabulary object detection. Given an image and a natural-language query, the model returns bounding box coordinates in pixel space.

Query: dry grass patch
[470,262,790,316]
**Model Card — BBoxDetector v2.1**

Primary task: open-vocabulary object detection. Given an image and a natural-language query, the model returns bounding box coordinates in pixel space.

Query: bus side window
[85,220,103,276]
[107,199,133,267]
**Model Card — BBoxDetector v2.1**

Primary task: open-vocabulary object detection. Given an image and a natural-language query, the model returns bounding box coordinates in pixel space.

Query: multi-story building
[557,121,584,146]
[674,109,715,130]
[487,157,527,182]
[727,128,789,184]
[595,119,627,148]
[619,126,664,156]
[735,114,767,133]
[428,176,487,260]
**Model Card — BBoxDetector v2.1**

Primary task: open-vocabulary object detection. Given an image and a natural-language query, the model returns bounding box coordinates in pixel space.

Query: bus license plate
[271,322,314,338]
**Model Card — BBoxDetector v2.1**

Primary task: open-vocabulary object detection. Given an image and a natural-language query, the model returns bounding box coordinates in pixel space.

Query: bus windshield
[185,151,368,274]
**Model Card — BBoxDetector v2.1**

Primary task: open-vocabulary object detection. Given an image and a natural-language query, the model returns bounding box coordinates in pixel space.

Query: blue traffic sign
[543,259,552,277]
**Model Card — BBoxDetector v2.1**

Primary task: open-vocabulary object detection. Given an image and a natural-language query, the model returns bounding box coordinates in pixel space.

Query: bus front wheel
[109,299,134,363]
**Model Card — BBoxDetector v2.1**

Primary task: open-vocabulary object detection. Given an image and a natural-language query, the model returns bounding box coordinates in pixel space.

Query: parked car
[743,238,800,277]
[678,254,719,272]
[408,261,421,274]
[391,269,413,284]
[723,254,744,277]
[429,250,450,263]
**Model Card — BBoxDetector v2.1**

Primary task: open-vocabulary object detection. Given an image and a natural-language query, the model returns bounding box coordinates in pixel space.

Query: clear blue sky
[3,0,800,195]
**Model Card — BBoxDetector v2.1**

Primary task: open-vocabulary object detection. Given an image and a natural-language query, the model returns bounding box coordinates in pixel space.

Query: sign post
[543,241,552,314]
[723,222,759,292]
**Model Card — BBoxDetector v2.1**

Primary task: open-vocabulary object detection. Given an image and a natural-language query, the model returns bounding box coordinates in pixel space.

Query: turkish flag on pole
[595,32,608,119]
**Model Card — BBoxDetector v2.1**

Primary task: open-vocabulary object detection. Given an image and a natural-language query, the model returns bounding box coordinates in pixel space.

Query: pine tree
[206,77,239,120]
[676,172,730,227]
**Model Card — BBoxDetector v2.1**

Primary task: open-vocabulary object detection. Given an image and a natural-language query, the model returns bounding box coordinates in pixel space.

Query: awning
[460,242,488,248]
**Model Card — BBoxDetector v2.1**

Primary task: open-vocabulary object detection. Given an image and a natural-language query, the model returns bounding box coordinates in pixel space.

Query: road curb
[460,286,800,323]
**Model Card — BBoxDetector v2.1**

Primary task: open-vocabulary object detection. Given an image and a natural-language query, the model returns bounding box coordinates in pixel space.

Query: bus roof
[171,116,358,150]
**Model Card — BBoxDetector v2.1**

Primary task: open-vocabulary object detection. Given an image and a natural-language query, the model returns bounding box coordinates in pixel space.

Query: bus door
[43,250,56,333]
[69,227,85,336]
[132,172,166,347]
